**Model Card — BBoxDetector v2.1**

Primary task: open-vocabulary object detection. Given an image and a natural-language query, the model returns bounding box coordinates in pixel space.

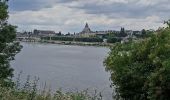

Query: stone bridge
[16,36,41,42]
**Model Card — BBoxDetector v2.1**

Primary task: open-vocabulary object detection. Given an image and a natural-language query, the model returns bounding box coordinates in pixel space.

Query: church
[78,23,96,37]
[77,23,115,38]
[81,23,92,34]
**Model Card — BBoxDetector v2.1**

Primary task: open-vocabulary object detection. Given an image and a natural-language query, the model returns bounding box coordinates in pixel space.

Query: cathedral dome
[81,23,92,34]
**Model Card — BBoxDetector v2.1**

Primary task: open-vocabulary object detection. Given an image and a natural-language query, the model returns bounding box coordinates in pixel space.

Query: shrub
[104,27,170,99]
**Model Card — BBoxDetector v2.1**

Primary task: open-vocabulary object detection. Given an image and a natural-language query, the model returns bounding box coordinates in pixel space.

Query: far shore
[17,40,114,47]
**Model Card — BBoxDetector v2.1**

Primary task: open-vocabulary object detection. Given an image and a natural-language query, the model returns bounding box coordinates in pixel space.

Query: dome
[81,23,92,34]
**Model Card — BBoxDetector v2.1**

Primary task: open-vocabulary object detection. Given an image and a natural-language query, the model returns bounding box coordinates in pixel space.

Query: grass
[0,74,104,100]
[0,86,102,100]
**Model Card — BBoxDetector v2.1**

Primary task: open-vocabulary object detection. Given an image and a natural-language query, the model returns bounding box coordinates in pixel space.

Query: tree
[0,0,21,86]
[104,23,170,99]
[141,29,146,35]
[107,37,121,43]
[164,19,170,28]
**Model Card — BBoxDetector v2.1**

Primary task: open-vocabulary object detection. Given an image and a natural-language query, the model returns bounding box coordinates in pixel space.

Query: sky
[8,0,170,33]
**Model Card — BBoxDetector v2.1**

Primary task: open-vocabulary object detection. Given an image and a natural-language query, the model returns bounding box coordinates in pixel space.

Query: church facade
[77,23,120,38]
[78,23,96,37]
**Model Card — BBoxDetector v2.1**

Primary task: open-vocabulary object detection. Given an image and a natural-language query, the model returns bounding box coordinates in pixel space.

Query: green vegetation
[135,29,154,38]
[2,0,170,100]
[42,36,103,42]
[164,19,170,28]
[0,72,103,100]
[104,22,170,100]
[0,0,21,86]
[0,82,103,100]
[106,37,121,43]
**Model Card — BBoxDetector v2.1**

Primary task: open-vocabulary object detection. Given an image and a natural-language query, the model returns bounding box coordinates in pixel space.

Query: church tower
[81,23,92,34]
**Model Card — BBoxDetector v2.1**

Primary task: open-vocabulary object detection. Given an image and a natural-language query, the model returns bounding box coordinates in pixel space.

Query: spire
[85,22,89,28]
[81,22,92,34]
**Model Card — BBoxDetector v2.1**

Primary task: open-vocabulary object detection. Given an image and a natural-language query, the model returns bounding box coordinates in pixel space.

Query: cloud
[8,0,169,33]
[67,0,170,18]
[8,0,62,11]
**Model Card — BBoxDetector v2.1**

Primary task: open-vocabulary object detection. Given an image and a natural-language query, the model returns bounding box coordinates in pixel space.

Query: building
[125,30,133,36]
[133,31,141,35]
[78,23,109,37]
[33,29,57,37]
[81,23,92,34]
[78,23,96,37]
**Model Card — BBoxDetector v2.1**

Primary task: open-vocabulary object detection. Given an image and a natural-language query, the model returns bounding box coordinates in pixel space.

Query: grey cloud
[9,0,77,11]
[9,0,170,20]
[68,0,170,20]
[56,0,76,3]
[9,0,61,11]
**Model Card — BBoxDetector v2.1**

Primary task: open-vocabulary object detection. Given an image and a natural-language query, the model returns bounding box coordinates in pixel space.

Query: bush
[0,79,103,100]
[107,37,121,43]
[0,73,104,100]
[104,27,170,100]
[0,0,21,85]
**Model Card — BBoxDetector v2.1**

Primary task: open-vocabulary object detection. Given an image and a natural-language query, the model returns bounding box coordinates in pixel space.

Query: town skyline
[17,22,147,35]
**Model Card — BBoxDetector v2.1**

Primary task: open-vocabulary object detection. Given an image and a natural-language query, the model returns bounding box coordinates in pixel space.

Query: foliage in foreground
[0,74,103,100]
[0,0,21,85]
[0,84,103,100]
[104,25,170,100]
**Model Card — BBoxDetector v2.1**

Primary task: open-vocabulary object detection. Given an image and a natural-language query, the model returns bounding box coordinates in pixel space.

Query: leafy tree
[104,23,170,100]
[141,29,146,36]
[107,37,121,43]
[164,19,170,28]
[0,0,21,86]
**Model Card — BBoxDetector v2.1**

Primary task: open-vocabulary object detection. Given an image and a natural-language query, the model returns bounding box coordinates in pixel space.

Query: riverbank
[41,40,114,47]
[40,40,113,46]
[18,39,114,47]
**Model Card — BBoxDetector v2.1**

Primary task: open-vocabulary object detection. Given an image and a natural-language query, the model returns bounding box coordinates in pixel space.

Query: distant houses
[17,29,61,38]
[33,29,57,37]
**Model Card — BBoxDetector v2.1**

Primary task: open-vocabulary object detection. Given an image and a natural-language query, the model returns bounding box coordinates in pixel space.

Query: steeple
[81,22,91,34]
[85,23,89,28]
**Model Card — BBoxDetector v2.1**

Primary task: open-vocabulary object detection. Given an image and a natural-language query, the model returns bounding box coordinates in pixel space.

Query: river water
[11,42,113,99]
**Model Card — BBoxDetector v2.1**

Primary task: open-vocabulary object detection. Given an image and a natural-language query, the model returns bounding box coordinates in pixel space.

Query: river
[11,42,113,99]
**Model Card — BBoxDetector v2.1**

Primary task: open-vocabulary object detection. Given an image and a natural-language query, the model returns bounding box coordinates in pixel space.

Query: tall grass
[0,74,104,100]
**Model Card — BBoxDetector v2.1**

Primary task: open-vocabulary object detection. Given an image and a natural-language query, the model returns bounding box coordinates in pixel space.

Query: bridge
[16,36,41,42]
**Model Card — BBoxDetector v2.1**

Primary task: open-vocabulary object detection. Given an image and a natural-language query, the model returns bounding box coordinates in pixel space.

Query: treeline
[41,36,122,43]
[106,37,122,43]
[41,36,103,42]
